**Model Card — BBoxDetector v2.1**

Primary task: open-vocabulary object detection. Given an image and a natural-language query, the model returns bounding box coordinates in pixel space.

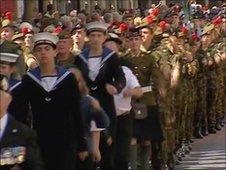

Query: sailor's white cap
[33,32,59,48]
[0,52,19,64]
[86,21,109,34]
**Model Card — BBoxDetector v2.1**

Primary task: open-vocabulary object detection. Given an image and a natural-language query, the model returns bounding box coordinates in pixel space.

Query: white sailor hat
[33,32,59,48]
[86,21,109,34]
[0,52,19,64]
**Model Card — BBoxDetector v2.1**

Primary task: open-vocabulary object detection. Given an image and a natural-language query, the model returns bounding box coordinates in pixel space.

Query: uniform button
[45,97,51,102]
[91,86,97,90]
[12,129,18,133]
[143,66,146,69]
[135,73,139,76]
[134,66,138,69]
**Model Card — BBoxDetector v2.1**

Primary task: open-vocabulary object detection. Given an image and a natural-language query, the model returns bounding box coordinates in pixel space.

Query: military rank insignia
[0,146,26,166]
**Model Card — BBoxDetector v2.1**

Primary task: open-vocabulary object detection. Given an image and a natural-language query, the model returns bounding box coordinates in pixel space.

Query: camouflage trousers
[194,75,208,131]
[206,70,218,126]
[158,92,176,164]
[215,67,224,120]
[185,78,196,140]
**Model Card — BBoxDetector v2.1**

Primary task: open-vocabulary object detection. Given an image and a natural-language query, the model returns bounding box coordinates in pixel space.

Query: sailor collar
[27,66,71,92]
[78,46,115,66]
[9,80,21,92]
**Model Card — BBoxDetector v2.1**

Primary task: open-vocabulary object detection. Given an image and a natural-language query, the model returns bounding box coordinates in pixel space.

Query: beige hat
[86,21,109,34]
[43,24,56,33]
[202,23,214,35]
[0,52,19,64]
[1,19,17,30]
[19,22,33,31]
[33,32,59,48]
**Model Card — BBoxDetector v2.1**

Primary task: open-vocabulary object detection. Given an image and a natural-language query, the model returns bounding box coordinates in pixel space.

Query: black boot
[173,151,182,165]
[140,145,151,170]
[194,128,204,139]
[167,154,175,170]
[185,140,192,151]
[151,141,163,170]
[129,144,137,170]
[220,117,225,127]
[189,139,194,143]
[215,119,222,131]
[201,126,209,136]
[176,148,183,162]
[208,125,217,134]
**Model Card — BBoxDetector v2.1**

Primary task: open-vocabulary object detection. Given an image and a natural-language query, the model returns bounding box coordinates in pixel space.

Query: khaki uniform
[123,45,166,169]
[56,52,75,68]
[22,46,39,70]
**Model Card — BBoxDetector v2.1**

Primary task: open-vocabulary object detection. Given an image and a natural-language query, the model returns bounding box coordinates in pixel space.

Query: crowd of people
[0,1,226,170]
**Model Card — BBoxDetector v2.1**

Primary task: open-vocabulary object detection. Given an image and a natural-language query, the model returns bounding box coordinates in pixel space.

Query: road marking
[176,150,226,170]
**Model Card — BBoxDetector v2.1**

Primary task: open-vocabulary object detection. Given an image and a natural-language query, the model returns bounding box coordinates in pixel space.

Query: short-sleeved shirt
[114,66,140,116]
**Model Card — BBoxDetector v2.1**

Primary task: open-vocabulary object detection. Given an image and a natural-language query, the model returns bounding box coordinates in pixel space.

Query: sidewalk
[175,125,226,170]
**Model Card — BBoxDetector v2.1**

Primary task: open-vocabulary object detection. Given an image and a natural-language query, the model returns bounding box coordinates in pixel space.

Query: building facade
[1,0,221,21]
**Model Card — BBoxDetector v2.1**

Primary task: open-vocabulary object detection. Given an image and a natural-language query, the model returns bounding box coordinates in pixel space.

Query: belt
[117,111,130,117]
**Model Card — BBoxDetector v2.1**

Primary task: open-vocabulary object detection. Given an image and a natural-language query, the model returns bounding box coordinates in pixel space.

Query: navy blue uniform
[8,67,87,170]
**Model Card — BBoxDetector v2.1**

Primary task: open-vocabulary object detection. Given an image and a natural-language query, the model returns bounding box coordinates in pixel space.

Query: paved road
[175,125,226,170]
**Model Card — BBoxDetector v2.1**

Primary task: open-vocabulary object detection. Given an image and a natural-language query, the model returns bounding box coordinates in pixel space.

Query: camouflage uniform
[206,44,218,131]
[194,49,208,136]
[186,59,198,140]
[151,37,179,167]
[212,40,226,126]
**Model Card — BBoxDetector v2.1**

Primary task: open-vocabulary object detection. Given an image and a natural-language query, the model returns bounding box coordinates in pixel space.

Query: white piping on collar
[78,54,88,64]
[52,71,71,88]
[79,51,115,66]
[100,51,115,69]
[9,81,21,92]
[27,71,71,92]
[27,72,43,88]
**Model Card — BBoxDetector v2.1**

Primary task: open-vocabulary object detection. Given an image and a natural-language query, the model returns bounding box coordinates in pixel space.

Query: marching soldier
[71,23,89,55]
[123,27,166,170]
[194,37,209,138]
[9,32,88,170]
[1,19,26,78]
[203,23,219,133]
[0,74,44,170]
[74,21,126,170]
[0,45,19,91]
[20,22,39,70]
[151,30,184,169]
[55,29,75,67]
